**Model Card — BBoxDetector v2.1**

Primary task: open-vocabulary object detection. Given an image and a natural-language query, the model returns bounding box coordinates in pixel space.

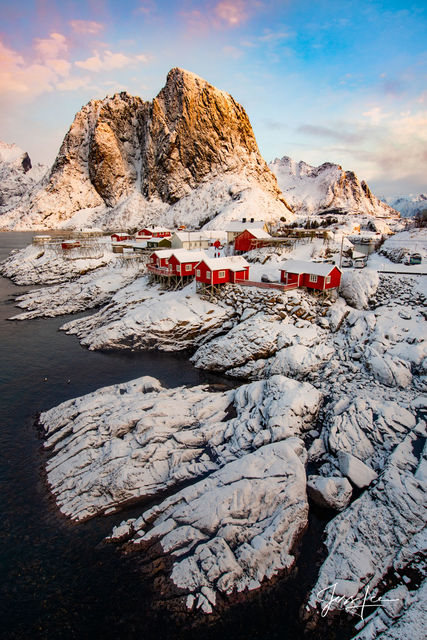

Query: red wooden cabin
[111,233,132,242]
[234,229,272,253]
[195,257,250,285]
[61,241,81,250]
[137,227,171,238]
[168,251,206,276]
[280,260,342,290]
[149,249,175,268]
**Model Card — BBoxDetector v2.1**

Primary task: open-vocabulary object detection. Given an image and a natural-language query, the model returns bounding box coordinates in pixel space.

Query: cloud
[56,76,92,91]
[69,20,104,35]
[75,50,149,72]
[0,39,57,97]
[297,124,364,144]
[214,0,249,27]
[222,45,244,59]
[362,106,390,125]
[34,32,68,60]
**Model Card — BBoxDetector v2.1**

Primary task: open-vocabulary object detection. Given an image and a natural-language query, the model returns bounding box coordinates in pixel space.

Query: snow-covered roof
[171,250,207,263]
[238,229,271,239]
[280,260,341,276]
[144,226,171,232]
[173,231,218,241]
[199,256,250,272]
[151,249,176,259]
[226,220,266,232]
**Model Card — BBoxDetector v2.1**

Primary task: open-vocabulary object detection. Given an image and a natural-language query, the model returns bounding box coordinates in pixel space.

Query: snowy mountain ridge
[269,155,398,218]
[0,141,47,214]
[382,193,427,218]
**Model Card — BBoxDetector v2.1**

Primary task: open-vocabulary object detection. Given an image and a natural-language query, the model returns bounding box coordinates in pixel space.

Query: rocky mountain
[382,194,427,218]
[0,68,292,231]
[269,156,398,218]
[0,142,47,214]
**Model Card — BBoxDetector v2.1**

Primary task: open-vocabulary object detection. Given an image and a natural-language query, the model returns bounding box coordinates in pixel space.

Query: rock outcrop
[0,141,47,214]
[0,69,292,230]
[269,156,398,217]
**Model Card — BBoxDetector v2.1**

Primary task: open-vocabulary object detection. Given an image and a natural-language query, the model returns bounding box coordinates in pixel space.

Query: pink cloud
[70,20,104,35]
[214,0,249,26]
[34,33,68,60]
[75,50,149,72]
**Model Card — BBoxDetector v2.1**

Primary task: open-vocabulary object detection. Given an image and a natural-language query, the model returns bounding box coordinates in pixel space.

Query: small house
[226,219,268,244]
[234,229,272,253]
[111,232,132,242]
[149,249,176,268]
[195,256,250,287]
[147,237,172,249]
[280,260,342,290]
[168,250,206,277]
[171,232,211,251]
[137,226,172,239]
[61,241,81,250]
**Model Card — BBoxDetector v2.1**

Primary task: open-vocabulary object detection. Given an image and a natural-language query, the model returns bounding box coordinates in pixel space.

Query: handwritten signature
[317,582,399,620]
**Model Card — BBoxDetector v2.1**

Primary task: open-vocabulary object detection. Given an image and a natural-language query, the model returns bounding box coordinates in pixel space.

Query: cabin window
[218,270,226,278]
[309,274,317,283]
[196,269,201,277]
[185,264,192,271]
[176,265,180,272]
[326,275,331,284]
[206,271,211,278]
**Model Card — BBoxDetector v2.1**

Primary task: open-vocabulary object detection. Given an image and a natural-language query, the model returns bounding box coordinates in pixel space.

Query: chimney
[242,217,246,223]
[250,218,254,223]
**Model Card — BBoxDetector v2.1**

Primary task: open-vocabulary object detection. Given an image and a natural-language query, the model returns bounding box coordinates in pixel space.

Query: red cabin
[62,241,81,250]
[234,229,272,253]
[167,251,206,277]
[149,249,175,268]
[280,260,342,290]
[137,227,171,238]
[111,233,132,242]
[195,257,250,285]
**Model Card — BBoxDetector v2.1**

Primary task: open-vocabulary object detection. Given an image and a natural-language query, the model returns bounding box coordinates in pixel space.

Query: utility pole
[339,235,344,268]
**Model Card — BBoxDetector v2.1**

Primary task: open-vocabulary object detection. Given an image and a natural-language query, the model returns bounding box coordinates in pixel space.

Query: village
[32,216,422,302]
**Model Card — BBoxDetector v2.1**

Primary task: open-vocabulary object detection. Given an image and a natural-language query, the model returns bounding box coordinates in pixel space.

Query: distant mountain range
[0,141,47,215]
[381,194,427,218]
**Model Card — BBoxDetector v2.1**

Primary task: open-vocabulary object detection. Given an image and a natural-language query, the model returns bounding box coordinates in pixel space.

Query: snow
[307,475,352,511]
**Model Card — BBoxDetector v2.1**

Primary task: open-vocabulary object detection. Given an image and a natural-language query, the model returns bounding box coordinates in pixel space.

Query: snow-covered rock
[9,259,146,319]
[337,451,378,489]
[269,156,398,218]
[0,141,47,215]
[40,374,321,521]
[306,432,426,622]
[340,269,379,309]
[307,475,352,511]
[112,440,308,614]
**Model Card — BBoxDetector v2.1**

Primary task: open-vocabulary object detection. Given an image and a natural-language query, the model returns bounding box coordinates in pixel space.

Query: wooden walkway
[234,279,298,292]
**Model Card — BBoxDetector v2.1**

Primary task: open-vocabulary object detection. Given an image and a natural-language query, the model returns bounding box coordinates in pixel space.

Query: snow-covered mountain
[0,68,293,231]
[269,156,398,218]
[382,194,427,218]
[0,142,47,214]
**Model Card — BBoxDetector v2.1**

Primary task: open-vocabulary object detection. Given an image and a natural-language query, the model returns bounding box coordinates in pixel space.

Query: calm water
[0,233,352,640]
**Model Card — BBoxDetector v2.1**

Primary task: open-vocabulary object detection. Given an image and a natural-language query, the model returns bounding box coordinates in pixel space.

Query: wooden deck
[234,279,298,292]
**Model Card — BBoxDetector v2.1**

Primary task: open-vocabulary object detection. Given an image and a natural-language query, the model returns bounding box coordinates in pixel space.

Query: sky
[0,0,426,197]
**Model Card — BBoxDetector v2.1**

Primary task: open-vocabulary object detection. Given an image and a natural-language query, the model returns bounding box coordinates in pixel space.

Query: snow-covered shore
[2,229,426,636]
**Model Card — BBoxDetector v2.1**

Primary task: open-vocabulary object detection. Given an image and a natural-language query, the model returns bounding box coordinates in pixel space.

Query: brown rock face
[42,68,289,216]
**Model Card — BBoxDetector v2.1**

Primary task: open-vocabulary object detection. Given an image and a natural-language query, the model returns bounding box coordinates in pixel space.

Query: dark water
[0,233,353,640]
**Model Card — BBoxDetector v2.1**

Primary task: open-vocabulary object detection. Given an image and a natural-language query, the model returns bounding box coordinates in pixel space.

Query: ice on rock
[40,375,321,521]
[120,440,308,609]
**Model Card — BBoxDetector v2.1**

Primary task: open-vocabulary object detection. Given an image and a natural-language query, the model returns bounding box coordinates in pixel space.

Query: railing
[234,279,298,292]
[146,264,174,276]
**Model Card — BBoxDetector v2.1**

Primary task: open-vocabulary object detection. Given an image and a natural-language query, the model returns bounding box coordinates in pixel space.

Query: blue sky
[1,0,426,195]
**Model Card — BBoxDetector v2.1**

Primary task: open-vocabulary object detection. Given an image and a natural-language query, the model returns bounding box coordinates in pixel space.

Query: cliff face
[1,69,291,230]
[269,156,399,218]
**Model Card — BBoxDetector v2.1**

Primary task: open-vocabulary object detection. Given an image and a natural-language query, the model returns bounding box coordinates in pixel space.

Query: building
[225,219,268,244]
[136,226,172,238]
[146,237,172,248]
[234,229,272,253]
[167,250,206,277]
[149,249,176,268]
[279,260,342,291]
[171,232,213,250]
[61,241,81,250]
[195,256,250,289]
[111,232,133,242]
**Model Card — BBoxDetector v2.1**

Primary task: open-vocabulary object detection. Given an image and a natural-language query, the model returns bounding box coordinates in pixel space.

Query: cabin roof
[279,260,342,276]
[226,220,266,232]
[199,256,250,272]
[170,250,207,263]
